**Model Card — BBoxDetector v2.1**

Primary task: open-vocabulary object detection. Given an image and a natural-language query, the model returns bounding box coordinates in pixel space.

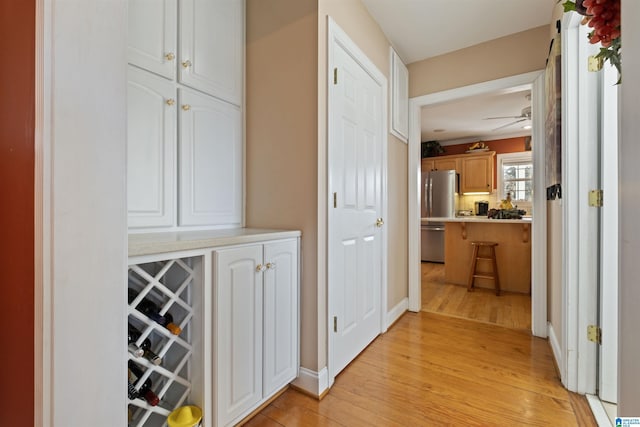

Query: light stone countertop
[129,228,302,257]
[422,216,532,225]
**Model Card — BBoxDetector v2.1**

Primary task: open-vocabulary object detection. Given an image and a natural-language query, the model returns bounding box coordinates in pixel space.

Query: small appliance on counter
[475,201,489,216]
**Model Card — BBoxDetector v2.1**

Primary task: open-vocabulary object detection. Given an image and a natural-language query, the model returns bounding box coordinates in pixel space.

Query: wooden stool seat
[467,241,500,296]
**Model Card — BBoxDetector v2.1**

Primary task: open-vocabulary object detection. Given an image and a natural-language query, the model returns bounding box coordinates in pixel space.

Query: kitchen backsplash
[457,193,531,215]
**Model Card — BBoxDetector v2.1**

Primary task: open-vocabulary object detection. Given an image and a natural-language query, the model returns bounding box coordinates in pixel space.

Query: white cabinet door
[214,245,263,427]
[390,48,408,142]
[263,240,298,396]
[178,88,242,227]
[128,0,177,79]
[179,0,243,105]
[127,66,176,228]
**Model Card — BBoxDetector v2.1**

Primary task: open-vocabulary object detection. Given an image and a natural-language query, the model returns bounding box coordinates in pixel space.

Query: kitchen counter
[435,220,531,294]
[423,216,532,224]
[129,228,302,257]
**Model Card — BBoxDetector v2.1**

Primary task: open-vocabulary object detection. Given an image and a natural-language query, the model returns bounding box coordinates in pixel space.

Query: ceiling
[361,0,555,144]
[421,87,532,143]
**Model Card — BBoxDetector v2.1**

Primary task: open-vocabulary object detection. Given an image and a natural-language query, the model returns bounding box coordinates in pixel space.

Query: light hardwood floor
[247,312,595,426]
[421,262,532,330]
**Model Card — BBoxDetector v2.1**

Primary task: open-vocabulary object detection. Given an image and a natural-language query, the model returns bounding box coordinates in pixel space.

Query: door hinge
[589,189,603,207]
[333,192,337,208]
[588,55,604,72]
[587,324,601,344]
[333,68,338,85]
[333,316,337,332]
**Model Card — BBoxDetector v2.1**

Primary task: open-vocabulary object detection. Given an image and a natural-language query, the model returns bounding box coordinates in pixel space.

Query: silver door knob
[375,218,384,228]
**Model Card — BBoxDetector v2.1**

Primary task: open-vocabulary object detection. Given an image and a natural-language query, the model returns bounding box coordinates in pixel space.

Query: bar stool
[467,242,500,296]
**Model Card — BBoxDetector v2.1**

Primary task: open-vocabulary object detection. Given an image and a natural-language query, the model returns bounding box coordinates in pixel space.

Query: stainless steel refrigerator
[421,169,457,262]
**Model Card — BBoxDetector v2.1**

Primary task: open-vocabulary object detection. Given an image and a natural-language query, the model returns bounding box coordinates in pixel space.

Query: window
[497,152,533,208]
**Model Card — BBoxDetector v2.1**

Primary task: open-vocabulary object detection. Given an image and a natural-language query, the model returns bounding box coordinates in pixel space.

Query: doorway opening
[407,71,547,338]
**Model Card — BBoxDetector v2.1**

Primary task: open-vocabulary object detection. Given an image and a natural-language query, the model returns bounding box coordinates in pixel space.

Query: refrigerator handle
[427,176,433,217]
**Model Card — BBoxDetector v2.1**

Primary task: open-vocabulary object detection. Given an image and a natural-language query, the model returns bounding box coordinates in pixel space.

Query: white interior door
[328,21,385,379]
[599,61,619,404]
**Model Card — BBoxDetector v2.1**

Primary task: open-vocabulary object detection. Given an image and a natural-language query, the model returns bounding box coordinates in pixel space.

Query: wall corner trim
[548,322,565,386]
[292,367,329,398]
[385,297,408,330]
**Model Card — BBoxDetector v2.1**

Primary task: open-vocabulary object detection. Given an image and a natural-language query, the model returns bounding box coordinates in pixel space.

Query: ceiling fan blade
[484,115,523,120]
[491,118,526,131]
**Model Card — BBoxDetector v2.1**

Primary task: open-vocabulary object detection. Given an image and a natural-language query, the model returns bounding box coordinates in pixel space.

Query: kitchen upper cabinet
[127,66,176,228]
[128,0,177,80]
[421,158,458,172]
[127,0,244,230]
[434,157,459,172]
[214,239,299,426]
[460,153,494,193]
[178,88,242,227]
[179,0,243,106]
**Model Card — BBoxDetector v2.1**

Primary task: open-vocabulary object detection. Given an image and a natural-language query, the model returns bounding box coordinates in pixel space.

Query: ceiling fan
[484,106,532,131]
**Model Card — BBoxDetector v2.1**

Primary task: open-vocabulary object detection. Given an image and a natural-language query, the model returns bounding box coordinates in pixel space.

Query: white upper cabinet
[127,0,244,230]
[179,0,243,105]
[128,0,177,79]
[127,66,176,228]
[178,88,242,227]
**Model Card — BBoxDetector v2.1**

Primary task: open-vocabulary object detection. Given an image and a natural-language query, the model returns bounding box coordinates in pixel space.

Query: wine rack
[127,254,204,427]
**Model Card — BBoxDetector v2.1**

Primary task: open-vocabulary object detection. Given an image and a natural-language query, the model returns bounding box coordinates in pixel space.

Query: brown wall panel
[0,0,35,425]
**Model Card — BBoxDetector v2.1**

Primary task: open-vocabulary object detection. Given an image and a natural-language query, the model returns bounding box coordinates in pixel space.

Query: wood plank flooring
[246,312,596,426]
[421,262,532,330]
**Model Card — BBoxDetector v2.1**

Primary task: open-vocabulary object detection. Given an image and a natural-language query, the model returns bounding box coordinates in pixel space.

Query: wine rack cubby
[127,253,204,427]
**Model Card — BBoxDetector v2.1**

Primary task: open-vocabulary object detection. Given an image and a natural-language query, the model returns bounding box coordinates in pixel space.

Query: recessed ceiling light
[433,129,445,133]
[523,125,532,130]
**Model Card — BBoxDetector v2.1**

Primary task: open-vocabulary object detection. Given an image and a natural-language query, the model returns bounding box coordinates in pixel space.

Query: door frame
[407,70,548,338]
[326,17,388,385]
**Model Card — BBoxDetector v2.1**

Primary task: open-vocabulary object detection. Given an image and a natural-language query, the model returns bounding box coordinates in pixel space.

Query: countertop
[422,216,532,224]
[129,228,302,257]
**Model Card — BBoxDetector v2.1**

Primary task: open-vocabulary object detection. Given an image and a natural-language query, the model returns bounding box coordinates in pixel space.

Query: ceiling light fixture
[523,125,532,130]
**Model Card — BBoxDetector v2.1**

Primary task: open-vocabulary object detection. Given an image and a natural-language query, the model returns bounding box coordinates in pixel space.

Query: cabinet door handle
[166,98,175,106]
[266,262,276,270]
[165,52,175,61]
[255,264,266,272]
[182,59,192,68]
[181,104,191,111]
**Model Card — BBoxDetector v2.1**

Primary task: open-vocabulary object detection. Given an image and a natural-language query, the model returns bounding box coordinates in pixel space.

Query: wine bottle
[128,362,160,406]
[127,324,144,358]
[128,323,162,365]
[128,288,182,335]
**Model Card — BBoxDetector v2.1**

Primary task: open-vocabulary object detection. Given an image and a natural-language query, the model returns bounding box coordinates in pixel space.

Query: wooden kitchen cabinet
[434,157,459,172]
[460,152,494,193]
[421,157,458,172]
[214,239,299,427]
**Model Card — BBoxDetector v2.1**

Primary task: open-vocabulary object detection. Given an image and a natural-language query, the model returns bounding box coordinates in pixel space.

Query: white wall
[618,0,640,415]
[42,0,128,424]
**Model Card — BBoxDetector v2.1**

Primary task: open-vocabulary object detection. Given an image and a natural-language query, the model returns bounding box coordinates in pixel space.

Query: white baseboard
[586,394,614,427]
[292,367,329,398]
[385,297,408,329]
[548,322,564,383]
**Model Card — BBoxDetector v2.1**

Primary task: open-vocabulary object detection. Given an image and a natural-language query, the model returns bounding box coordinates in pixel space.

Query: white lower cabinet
[213,239,299,427]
